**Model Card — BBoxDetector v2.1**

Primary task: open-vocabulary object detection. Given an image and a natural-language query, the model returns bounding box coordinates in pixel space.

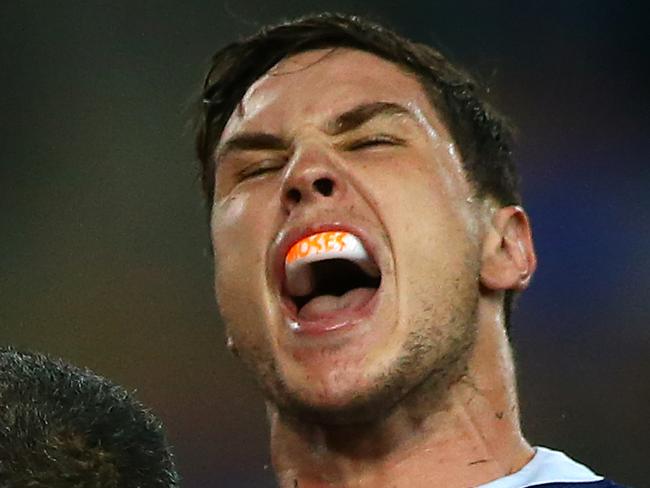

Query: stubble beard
[247,264,481,428]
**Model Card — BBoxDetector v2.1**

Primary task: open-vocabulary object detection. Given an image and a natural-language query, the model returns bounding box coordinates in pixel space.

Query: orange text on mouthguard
[285,231,349,265]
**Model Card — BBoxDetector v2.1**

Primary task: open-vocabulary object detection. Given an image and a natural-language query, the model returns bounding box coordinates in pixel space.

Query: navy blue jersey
[528,481,629,488]
[478,447,628,488]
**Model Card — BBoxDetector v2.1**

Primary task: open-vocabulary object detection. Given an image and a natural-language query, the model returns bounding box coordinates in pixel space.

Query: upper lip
[268,220,384,299]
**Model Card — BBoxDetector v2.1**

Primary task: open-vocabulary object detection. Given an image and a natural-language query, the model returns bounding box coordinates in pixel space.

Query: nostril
[313,178,334,197]
[286,188,301,204]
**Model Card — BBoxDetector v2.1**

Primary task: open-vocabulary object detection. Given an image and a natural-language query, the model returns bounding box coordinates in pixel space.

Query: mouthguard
[284,231,380,296]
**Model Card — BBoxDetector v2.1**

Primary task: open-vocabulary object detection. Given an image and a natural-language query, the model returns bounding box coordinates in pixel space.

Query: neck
[269,298,533,488]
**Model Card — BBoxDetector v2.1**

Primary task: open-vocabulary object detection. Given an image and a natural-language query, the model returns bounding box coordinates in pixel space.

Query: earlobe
[480,206,537,292]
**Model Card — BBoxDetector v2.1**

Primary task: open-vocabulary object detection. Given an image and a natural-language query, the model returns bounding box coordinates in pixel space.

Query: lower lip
[281,287,381,336]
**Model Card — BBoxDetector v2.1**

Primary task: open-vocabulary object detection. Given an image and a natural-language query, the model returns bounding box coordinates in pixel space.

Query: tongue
[297,287,375,321]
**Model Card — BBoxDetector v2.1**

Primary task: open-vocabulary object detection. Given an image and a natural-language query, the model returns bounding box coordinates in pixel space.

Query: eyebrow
[328,101,412,135]
[217,101,412,160]
[216,132,289,160]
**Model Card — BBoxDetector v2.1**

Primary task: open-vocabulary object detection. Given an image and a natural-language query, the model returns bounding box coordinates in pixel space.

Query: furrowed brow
[217,132,288,160]
[328,102,412,135]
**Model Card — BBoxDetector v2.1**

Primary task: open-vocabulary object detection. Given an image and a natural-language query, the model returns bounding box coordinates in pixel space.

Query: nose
[280,147,344,214]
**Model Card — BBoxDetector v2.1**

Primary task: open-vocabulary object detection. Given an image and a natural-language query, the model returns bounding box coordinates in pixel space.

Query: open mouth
[283,231,382,323]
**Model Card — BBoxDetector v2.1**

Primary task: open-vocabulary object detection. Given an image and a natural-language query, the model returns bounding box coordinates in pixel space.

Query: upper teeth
[285,231,379,297]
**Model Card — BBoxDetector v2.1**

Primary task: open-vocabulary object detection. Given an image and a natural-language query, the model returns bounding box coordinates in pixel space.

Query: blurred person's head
[0,348,180,488]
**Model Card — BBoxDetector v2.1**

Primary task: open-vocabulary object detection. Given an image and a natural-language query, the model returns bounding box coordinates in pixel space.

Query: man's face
[211,49,482,422]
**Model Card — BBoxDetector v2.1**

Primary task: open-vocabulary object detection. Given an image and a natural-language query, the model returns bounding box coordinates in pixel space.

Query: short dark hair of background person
[0,347,180,488]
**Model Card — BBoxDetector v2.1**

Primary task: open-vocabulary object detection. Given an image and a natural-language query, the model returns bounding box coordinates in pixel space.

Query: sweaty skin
[211,49,537,487]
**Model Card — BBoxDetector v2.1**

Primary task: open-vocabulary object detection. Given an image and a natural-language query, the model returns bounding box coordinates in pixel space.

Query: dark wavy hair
[196,13,520,327]
[0,348,180,487]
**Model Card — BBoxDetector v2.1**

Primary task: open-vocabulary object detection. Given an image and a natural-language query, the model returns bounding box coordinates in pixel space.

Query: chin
[268,313,479,427]
[269,367,411,426]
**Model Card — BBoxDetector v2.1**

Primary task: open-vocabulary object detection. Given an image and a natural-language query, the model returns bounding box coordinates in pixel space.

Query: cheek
[367,159,478,301]
[214,191,249,228]
[211,193,272,342]
[212,193,255,271]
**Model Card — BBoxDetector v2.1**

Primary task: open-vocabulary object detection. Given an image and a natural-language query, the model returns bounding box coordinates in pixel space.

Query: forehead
[222,48,441,138]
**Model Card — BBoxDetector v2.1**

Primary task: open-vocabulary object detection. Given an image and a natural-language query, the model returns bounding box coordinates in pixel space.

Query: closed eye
[345,135,405,151]
[238,159,285,181]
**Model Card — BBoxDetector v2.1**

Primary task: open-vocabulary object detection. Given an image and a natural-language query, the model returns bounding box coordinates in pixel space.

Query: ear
[480,206,537,292]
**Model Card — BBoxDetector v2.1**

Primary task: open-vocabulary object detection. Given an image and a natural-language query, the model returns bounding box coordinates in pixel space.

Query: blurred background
[1,1,648,486]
